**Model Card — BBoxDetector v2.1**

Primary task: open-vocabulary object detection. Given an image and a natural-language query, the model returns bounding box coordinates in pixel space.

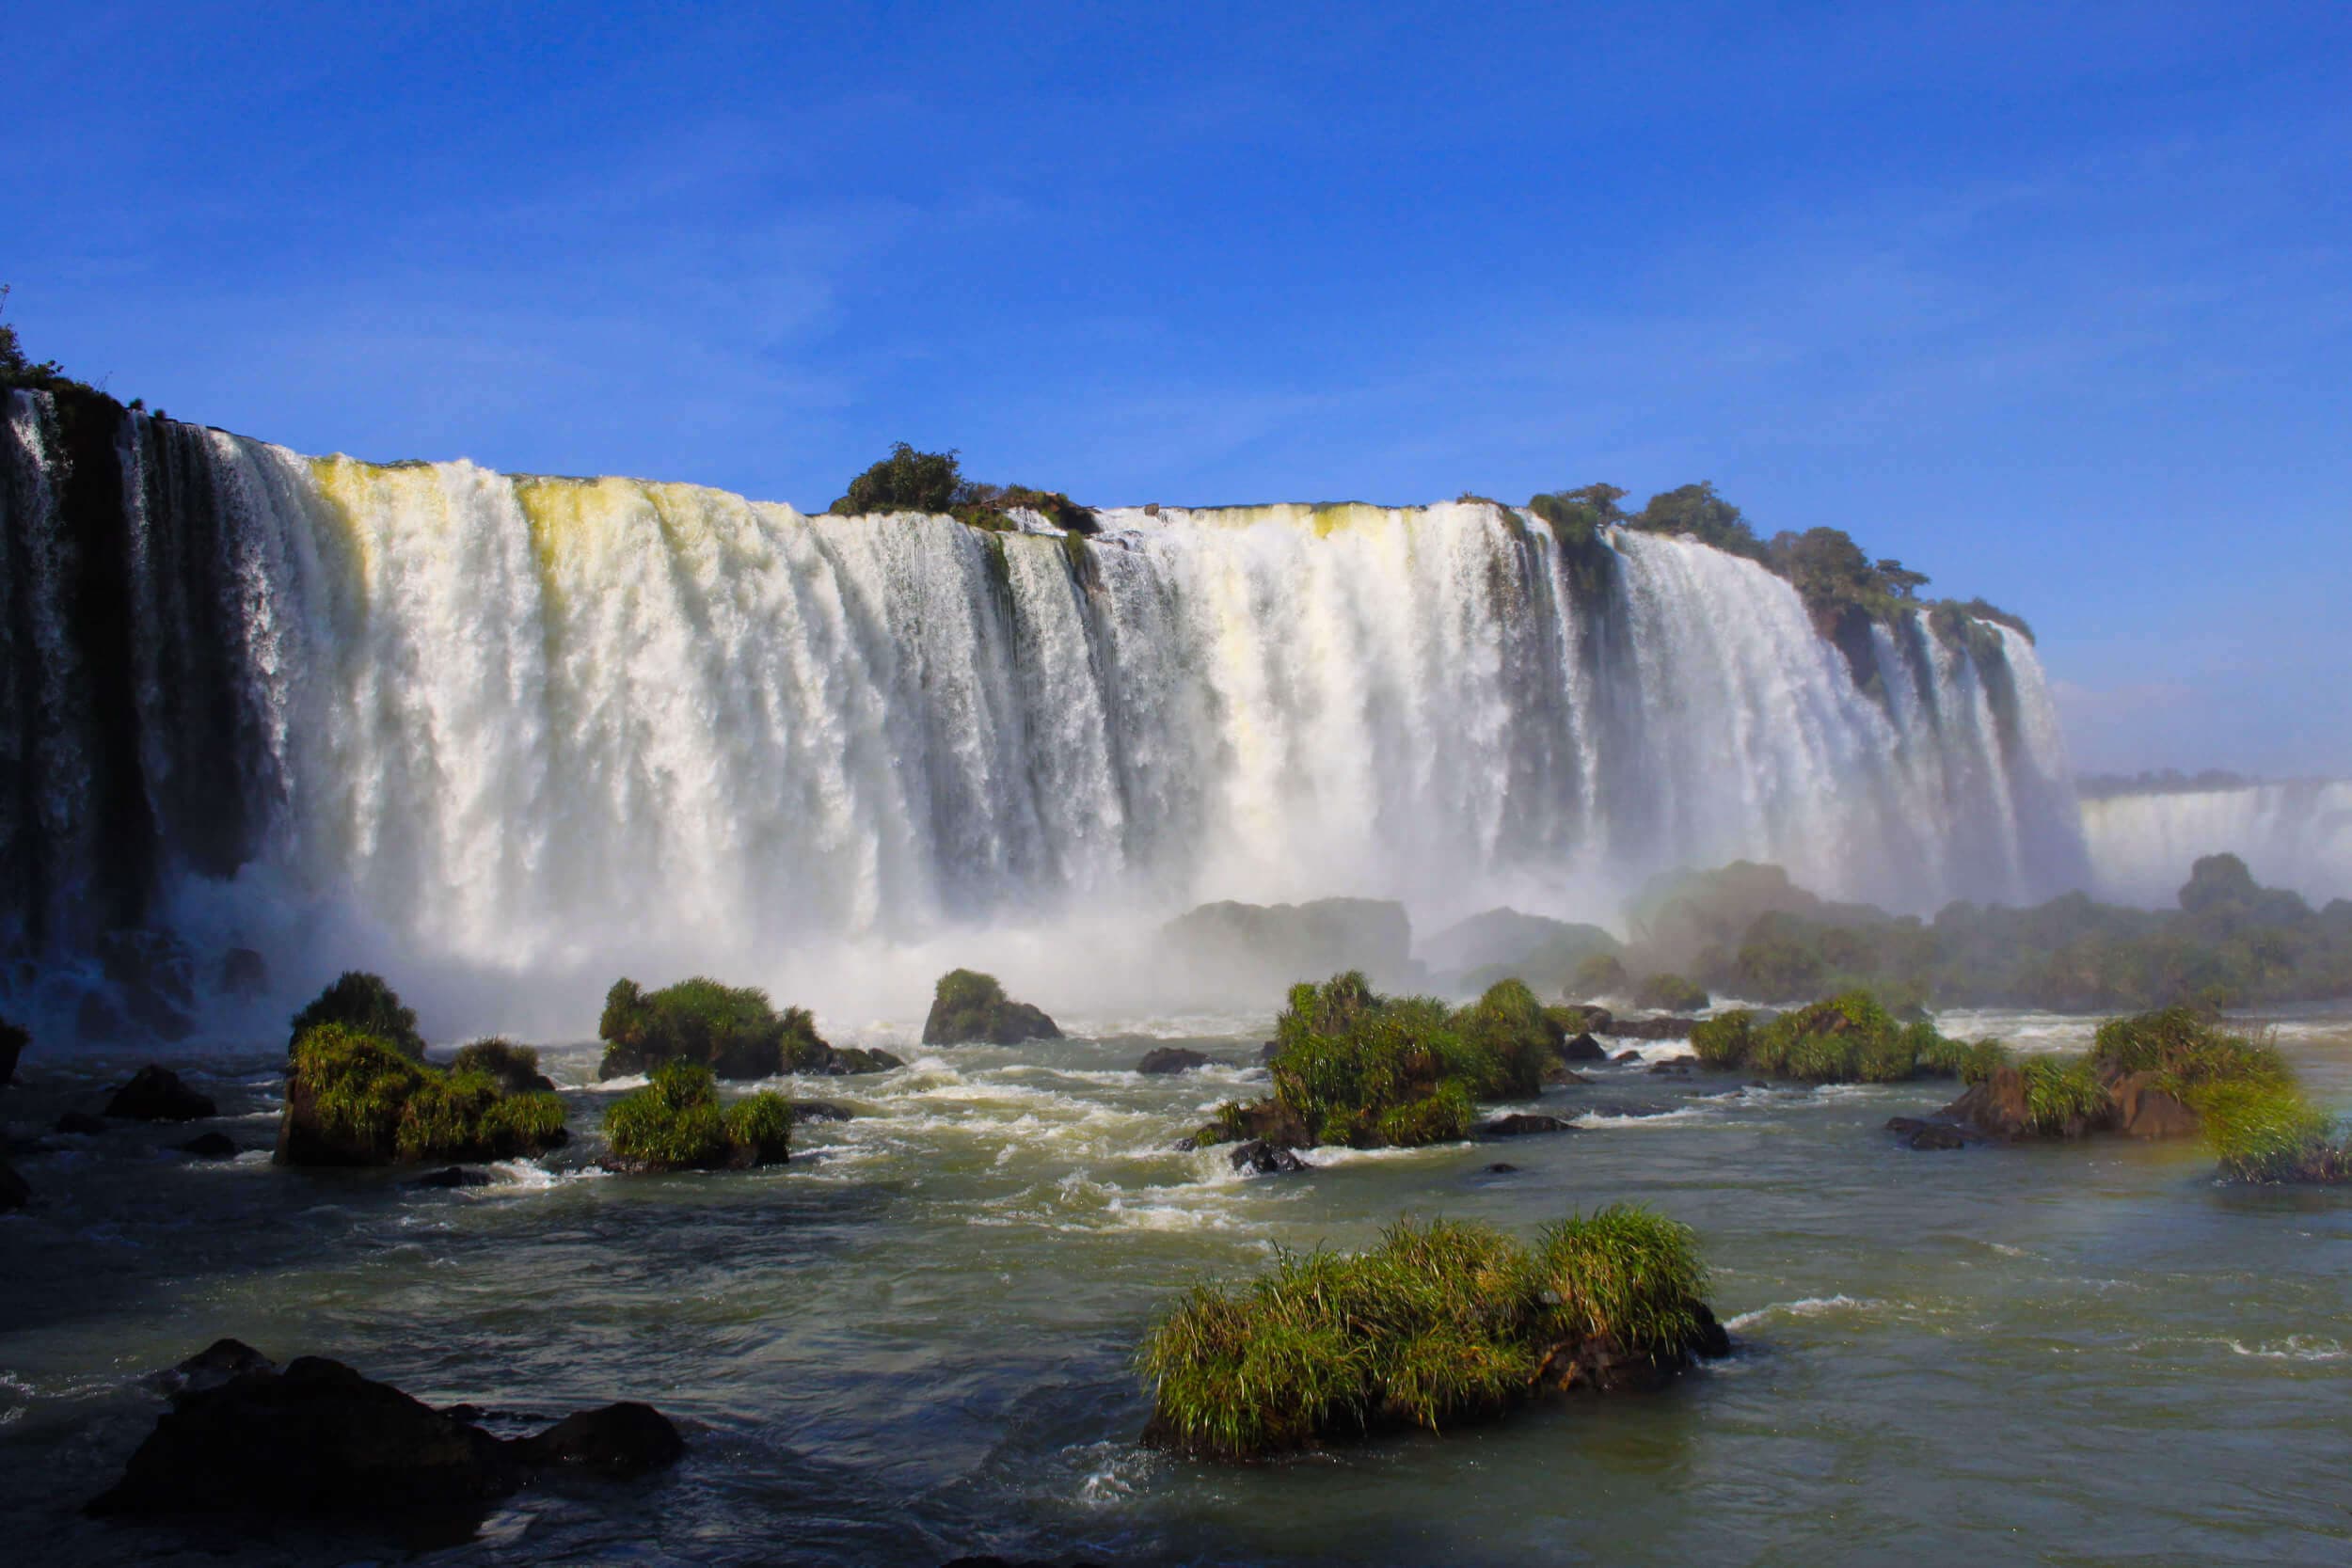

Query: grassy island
[1199,974,1564,1150]
[1691,991,1994,1083]
[278,1022,568,1166]
[1139,1208,1724,1461]
[921,968,1061,1046]
[598,976,898,1079]
[600,1061,791,1172]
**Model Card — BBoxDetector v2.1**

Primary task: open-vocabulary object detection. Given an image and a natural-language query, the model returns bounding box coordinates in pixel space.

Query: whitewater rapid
[0,393,2084,1032]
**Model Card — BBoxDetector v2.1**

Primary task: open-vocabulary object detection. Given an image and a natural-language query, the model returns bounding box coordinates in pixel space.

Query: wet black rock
[56,1110,109,1136]
[1136,1047,1212,1074]
[0,1160,27,1211]
[1259,1039,1279,1064]
[1886,1116,1974,1151]
[104,1065,217,1122]
[1689,1302,1734,1359]
[815,1045,905,1075]
[179,1132,240,1159]
[514,1402,685,1480]
[1230,1139,1310,1175]
[790,1101,855,1122]
[406,1166,494,1189]
[1612,1014,1701,1040]
[1612,1050,1643,1064]
[1477,1113,1577,1138]
[1559,1031,1609,1063]
[0,1017,24,1085]
[218,946,270,997]
[1484,1162,1519,1174]
[149,1339,277,1400]
[1646,1061,1693,1077]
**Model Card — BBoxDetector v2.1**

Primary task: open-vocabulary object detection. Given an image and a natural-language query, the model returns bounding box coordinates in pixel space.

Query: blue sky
[8,1,2348,774]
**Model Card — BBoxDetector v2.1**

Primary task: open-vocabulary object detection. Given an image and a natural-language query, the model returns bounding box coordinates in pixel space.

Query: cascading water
[0,390,2088,1037]
[2081,782,2352,907]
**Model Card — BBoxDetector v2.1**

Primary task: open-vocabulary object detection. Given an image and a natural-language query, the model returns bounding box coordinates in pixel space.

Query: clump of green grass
[2197,1081,2352,1183]
[2088,1006,2288,1098]
[283,1022,568,1165]
[289,972,425,1059]
[1919,1034,2011,1084]
[450,1037,551,1092]
[2016,1055,2112,1136]
[601,1059,792,1171]
[1631,972,1708,1013]
[1704,990,1971,1084]
[1449,978,1565,1100]
[598,975,830,1079]
[1138,1209,1716,1461]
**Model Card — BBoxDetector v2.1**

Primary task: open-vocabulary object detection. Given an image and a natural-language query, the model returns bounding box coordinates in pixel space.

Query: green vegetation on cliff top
[828,442,1098,534]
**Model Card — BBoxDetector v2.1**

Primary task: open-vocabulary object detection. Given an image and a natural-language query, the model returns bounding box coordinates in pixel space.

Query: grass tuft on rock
[1695,991,1970,1083]
[1630,973,1708,1013]
[921,968,1061,1045]
[601,1060,791,1172]
[1138,1208,1718,1461]
[281,1023,567,1166]
[597,976,830,1080]
[450,1038,553,1093]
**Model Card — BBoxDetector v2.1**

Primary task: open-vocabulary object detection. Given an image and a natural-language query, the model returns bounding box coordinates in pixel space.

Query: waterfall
[0,391,2089,1037]
[2081,783,2352,908]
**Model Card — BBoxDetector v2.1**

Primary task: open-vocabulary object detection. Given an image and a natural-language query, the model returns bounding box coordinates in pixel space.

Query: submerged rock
[1136,1047,1213,1074]
[0,1160,27,1210]
[513,1402,685,1479]
[790,1100,855,1122]
[1477,1113,1577,1138]
[1230,1139,1310,1175]
[1612,1014,1702,1041]
[88,1350,685,1538]
[922,970,1060,1046]
[814,1044,905,1075]
[1885,1117,1972,1151]
[56,1110,108,1136]
[0,1016,24,1085]
[405,1165,494,1189]
[1483,1162,1520,1174]
[178,1132,240,1159]
[105,1065,217,1122]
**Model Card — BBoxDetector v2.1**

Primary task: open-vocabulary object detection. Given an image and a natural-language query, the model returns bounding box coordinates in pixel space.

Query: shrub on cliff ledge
[598,976,833,1080]
[289,972,425,1060]
[827,443,1099,533]
[601,1060,791,1172]
[1138,1208,1722,1461]
[278,1024,567,1166]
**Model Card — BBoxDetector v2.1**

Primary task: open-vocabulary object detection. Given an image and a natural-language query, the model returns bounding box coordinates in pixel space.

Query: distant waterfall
[1,390,2088,1032]
[2081,783,2352,908]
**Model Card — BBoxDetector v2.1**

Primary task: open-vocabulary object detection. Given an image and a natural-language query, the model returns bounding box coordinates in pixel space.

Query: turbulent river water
[6,1002,2350,1567]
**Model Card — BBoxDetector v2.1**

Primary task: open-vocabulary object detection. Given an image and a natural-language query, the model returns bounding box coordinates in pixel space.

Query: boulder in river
[0,1016,25,1085]
[815,1044,905,1074]
[922,970,1060,1046]
[1137,1047,1213,1074]
[790,1100,856,1122]
[55,1110,108,1135]
[1611,1014,1702,1041]
[2109,1072,2201,1139]
[405,1165,495,1189]
[1885,1117,1973,1151]
[0,1160,27,1211]
[149,1338,278,1399]
[1558,1031,1609,1063]
[178,1132,240,1159]
[1229,1139,1310,1175]
[1476,1113,1577,1138]
[105,1065,218,1121]
[88,1351,685,1538]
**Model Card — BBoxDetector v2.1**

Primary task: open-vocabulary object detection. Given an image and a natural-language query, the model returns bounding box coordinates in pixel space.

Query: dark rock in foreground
[1229,1139,1310,1175]
[1484,1162,1519,1173]
[1477,1113,1577,1138]
[88,1351,684,1540]
[814,1044,905,1075]
[0,1017,24,1085]
[105,1065,217,1122]
[1885,1117,1974,1151]
[406,1165,494,1189]
[790,1100,856,1122]
[514,1402,685,1479]
[178,1132,240,1159]
[1559,1031,1609,1063]
[0,1160,27,1210]
[148,1338,277,1399]
[1611,1014,1702,1041]
[56,1110,109,1135]
[1137,1047,1213,1074]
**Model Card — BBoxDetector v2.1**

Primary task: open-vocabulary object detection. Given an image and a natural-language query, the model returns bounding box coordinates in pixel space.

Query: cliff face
[1,389,2085,1017]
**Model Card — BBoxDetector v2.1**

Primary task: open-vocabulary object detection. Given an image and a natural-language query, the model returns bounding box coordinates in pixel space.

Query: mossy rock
[278,1024,568,1167]
[1691,990,1979,1085]
[1630,973,1708,1013]
[450,1038,554,1093]
[921,969,1061,1046]
[599,1061,791,1173]
[596,976,834,1080]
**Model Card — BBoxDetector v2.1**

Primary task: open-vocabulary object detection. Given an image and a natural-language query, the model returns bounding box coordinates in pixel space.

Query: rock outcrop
[1136,1047,1213,1074]
[922,970,1061,1046]
[105,1065,217,1121]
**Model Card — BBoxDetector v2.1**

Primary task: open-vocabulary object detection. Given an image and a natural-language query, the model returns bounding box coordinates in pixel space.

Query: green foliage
[922,967,1059,1044]
[1707,990,1971,1084]
[1138,1209,1711,1460]
[288,1023,565,1164]
[602,1059,792,1171]
[2088,1006,2287,1098]
[1631,482,1765,560]
[289,972,425,1059]
[1526,483,1628,549]
[2016,1056,2110,1136]
[1449,979,1565,1101]
[1565,951,1628,1000]
[450,1037,549,1092]
[597,975,828,1079]
[0,284,98,397]
[2198,1082,2352,1183]
[826,442,1098,533]
[1630,972,1708,1013]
